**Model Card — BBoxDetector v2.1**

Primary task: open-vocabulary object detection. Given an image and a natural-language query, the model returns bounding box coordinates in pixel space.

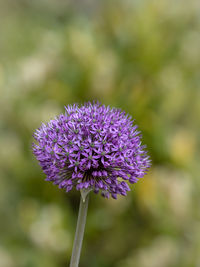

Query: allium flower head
[33,102,151,199]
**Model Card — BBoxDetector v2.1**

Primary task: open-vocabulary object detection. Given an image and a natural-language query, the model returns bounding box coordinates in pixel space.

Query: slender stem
[70,194,89,267]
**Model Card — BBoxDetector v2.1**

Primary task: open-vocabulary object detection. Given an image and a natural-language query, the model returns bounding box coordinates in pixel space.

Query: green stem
[70,194,89,267]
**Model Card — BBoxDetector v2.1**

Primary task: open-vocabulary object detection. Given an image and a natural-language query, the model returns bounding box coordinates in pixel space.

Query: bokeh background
[0,0,200,266]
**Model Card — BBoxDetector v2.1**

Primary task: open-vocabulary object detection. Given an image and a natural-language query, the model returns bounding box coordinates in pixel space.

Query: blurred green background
[0,0,200,266]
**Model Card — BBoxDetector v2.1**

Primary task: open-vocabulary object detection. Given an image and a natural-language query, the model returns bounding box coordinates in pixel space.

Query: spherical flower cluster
[33,102,151,199]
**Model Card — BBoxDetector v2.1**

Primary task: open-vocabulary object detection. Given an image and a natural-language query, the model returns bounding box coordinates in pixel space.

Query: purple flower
[33,102,151,199]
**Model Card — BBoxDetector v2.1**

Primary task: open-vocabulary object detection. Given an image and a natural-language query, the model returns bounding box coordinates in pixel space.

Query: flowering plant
[33,102,150,266]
